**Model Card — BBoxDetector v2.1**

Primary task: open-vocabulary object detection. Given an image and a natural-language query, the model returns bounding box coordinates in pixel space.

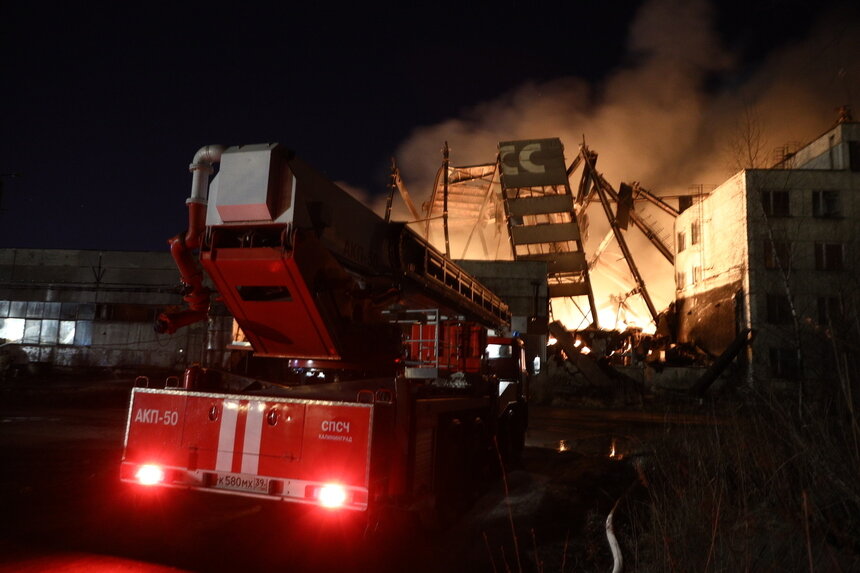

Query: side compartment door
[123,389,188,468]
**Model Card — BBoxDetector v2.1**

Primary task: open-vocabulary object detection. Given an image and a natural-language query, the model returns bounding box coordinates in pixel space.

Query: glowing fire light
[135,464,165,486]
[547,336,558,346]
[557,440,569,453]
[317,484,348,508]
[580,346,591,355]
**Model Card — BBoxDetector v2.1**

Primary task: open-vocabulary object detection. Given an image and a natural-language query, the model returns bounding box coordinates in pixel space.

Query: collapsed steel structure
[386,138,679,331]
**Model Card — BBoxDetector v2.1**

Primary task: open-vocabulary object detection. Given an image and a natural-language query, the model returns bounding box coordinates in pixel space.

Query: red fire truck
[120,144,528,522]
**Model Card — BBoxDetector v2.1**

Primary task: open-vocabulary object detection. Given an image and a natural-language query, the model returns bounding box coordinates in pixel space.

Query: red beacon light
[135,464,166,486]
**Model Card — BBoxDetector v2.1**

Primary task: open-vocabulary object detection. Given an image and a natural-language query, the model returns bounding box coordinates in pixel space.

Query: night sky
[2,0,857,252]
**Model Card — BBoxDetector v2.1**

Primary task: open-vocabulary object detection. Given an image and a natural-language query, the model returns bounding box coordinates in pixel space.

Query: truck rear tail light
[135,464,166,486]
[313,483,348,509]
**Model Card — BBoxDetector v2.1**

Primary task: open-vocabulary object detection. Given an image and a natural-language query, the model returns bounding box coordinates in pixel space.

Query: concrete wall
[0,248,230,375]
[674,172,751,360]
[675,281,744,356]
[455,260,548,333]
[0,249,549,382]
[675,171,750,298]
[790,122,860,170]
[456,259,549,398]
[744,168,860,384]
[674,122,860,387]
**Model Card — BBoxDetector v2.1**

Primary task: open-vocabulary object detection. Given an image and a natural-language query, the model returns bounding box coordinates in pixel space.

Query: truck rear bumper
[120,461,369,511]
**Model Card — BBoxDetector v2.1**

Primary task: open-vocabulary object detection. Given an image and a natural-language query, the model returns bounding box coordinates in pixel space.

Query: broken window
[690,221,701,245]
[814,242,844,271]
[679,196,694,213]
[812,190,840,218]
[692,266,702,283]
[677,231,686,253]
[764,240,791,270]
[761,190,790,217]
[676,271,686,289]
[769,347,800,379]
[765,293,792,324]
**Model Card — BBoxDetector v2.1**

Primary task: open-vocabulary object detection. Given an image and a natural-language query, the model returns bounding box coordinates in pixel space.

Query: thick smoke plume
[389,0,860,331]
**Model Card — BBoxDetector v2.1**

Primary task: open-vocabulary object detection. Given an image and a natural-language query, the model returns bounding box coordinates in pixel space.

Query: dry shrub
[627,388,860,572]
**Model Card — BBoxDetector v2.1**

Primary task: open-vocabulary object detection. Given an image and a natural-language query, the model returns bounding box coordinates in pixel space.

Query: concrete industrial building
[674,118,860,386]
[0,249,232,376]
[0,248,549,380]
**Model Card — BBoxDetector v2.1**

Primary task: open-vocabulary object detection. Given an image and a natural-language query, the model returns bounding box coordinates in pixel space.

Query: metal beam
[581,148,658,322]
[461,164,499,259]
[388,158,423,223]
[442,142,450,258]
[628,211,675,264]
[599,179,675,264]
[634,184,680,217]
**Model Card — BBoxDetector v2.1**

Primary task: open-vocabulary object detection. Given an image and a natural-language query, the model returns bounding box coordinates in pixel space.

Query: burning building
[405,121,859,392]
[410,138,676,334]
[674,115,860,387]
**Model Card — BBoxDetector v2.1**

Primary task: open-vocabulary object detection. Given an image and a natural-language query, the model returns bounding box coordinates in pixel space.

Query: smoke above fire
[383,0,859,332]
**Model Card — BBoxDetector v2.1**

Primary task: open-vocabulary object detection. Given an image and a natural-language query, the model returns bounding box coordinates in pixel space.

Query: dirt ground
[0,372,712,572]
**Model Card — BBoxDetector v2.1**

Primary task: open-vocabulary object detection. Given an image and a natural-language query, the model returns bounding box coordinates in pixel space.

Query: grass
[623,386,860,571]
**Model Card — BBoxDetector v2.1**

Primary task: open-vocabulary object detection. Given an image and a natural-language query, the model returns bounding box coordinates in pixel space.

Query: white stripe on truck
[241,401,265,474]
[215,400,240,472]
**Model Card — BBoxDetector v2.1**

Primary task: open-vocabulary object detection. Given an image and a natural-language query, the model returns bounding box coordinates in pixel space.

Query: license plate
[214,473,270,494]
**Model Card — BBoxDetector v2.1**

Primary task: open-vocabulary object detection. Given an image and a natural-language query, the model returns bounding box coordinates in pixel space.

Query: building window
[814,242,844,271]
[59,321,76,344]
[676,271,686,289]
[850,141,860,172]
[73,321,93,346]
[691,221,701,245]
[0,300,91,347]
[0,318,25,342]
[761,190,790,217]
[769,347,800,379]
[765,293,792,324]
[23,320,41,344]
[764,240,791,270]
[677,231,686,253]
[817,296,841,326]
[692,266,702,283]
[812,190,840,218]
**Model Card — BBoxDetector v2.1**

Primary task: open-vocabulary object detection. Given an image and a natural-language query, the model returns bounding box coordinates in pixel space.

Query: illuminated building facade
[674,119,860,386]
[0,249,231,375]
